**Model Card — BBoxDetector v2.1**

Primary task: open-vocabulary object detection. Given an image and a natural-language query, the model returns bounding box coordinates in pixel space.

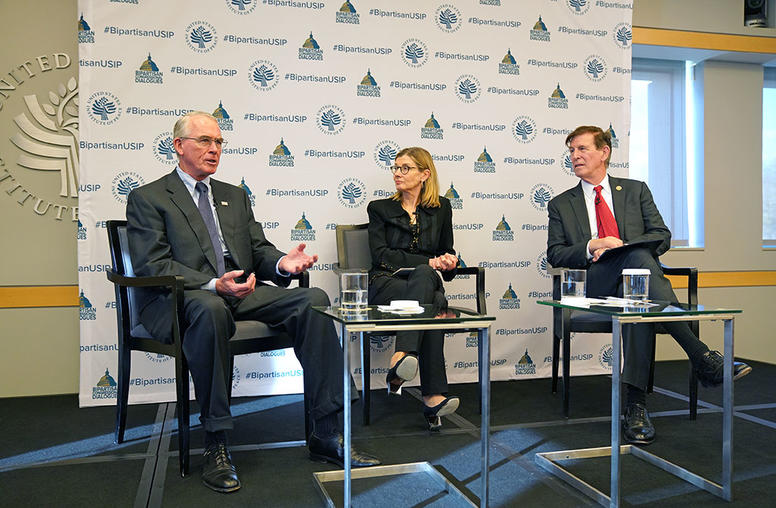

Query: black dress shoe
[623,402,655,445]
[385,353,418,395]
[695,350,752,388]
[423,396,460,431]
[309,433,381,468]
[201,442,241,493]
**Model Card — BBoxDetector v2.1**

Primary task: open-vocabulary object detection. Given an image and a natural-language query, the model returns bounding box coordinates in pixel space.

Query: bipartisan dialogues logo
[499,283,520,310]
[492,215,514,241]
[227,0,257,15]
[87,91,121,125]
[444,182,462,209]
[530,16,550,42]
[77,219,86,240]
[421,113,443,140]
[239,178,256,206]
[336,0,360,24]
[291,212,315,241]
[515,349,536,375]
[316,105,345,135]
[135,53,162,84]
[152,132,176,165]
[79,290,96,321]
[401,38,428,67]
[606,122,620,148]
[213,101,233,131]
[185,21,217,53]
[435,4,462,32]
[338,177,366,208]
[299,31,323,60]
[78,14,94,43]
[548,83,569,109]
[529,183,555,212]
[357,69,380,97]
[512,116,537,143]
[249,60,278,91]
[474,147,495,173]
[269,138,294,167]
[499,49,519,75]
[92,368,117,400]
[373,140,399,170]
[112,172,145,204]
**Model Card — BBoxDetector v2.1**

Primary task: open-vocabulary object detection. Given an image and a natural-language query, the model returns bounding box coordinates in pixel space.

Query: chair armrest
[106,270,184,291]
[546,265,564,277]
[454,266,486,314]
[290,270,309,288]
[660,264,698,306]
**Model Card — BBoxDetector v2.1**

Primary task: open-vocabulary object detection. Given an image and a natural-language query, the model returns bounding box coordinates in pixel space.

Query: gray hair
[173,111,218,139]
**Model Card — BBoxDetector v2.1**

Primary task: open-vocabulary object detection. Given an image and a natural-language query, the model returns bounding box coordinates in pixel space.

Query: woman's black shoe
[385,353,418,395]
[423,396,460,431]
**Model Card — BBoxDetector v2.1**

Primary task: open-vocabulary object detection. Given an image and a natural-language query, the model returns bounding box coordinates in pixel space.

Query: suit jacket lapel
[609,176,627,239]
[165,171,220,275]
[568,183,591,240]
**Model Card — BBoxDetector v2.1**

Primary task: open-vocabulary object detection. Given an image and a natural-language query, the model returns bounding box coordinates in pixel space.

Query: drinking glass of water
[561,269,586,301]
[340,270,368,312]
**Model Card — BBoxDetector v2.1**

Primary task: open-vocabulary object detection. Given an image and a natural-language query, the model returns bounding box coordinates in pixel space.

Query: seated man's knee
[624,247,660,270]
[303,287,331,307]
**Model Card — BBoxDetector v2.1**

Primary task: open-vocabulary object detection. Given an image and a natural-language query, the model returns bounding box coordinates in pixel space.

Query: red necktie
[594,185,620,239]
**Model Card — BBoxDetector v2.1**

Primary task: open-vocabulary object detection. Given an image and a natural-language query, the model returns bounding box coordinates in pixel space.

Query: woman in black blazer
[367,146,459,430]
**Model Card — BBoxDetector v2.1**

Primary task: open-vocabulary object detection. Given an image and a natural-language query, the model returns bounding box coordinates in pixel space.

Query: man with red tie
[547,125,751,445]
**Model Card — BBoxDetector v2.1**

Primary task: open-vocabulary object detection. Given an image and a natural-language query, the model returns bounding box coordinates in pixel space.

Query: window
[631,59,698,247]
[763,68,776,247]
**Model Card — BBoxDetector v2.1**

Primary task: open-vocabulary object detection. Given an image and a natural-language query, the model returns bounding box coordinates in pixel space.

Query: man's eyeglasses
[181,136,228,148]
[389,164,418,174]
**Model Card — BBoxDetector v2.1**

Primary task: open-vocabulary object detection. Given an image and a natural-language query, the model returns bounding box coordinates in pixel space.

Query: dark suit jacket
[547,176,671,269]
[367,196,457,281]
[126,170,289,316]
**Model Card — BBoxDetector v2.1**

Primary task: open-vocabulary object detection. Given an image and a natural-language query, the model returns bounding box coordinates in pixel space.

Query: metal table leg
[722,318,734,501]
[611,318,622,508]
[479,326,491,506]
[343,326,352,506]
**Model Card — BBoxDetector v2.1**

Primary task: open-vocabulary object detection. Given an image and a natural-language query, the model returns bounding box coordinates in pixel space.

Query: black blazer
[126,170,290,314]
[367,196,457,281]
[546,176,671,269]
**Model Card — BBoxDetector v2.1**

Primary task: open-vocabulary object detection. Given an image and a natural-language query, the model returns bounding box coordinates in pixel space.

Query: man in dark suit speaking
[547,125,751,445]
[126,111,379,493]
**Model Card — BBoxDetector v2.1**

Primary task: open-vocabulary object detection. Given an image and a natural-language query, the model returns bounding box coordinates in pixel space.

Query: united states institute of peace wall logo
[584,55,607,82]
[145,352,171,364]
[357,69,380,97]
[249,60,278,92]
[269,138,294,167]
[92,368,117,399]
[512,116,536,143]
[186,21,217,53]
[87,91,121,125]
[336,0,360,24]
[435,4,462,33]
[291,212,315,241]
[232,365,241,390]
[560,151,575,176]
[317,105,345,135]
[599,344,614,369]
[444,182,462,209]
[548,83,568,109]
[239,177,255,206]
[530,16,550,42]
[227,0,257,15]
[455,74,481,103]
[421,113,443,140]
[112,171,145,204]
[474,147,495,173]
[78,14,94,43]
[337,177,366,208]
[499,49,519,75]
[373,140,399,170]
[401,38,429,67]
[299,31,323,60]
[152,132,176,165]
[370,335,394,353]
[613,23,632,49]
[80,290,97,320]
[135,53,163,84]
[515,349,536,375]
[213,101,233,131]
[499,283,520,310]
[536,251,551,279]
[492,215,514,241]
[529,183,554,212]
[566,0,590,15]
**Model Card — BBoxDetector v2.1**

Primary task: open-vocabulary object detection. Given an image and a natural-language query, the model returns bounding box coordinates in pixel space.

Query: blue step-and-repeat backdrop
[77,0,632,407]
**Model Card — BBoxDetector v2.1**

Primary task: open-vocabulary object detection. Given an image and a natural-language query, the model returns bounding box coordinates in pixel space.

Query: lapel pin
[220,201,229,206]
[615,185,622,191]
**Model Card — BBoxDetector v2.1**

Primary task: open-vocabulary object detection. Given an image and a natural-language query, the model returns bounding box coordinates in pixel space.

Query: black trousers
[139,284,354,433]
[368,264,448,396]
[587,246,686,390]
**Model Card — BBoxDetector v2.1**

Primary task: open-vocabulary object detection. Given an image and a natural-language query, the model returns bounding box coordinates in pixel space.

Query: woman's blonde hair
[390,146,440,208]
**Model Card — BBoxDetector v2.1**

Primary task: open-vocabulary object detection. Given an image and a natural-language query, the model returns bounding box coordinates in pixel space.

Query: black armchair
[106,220,309,476]
[550,263,699,419]
[334,223,487,424]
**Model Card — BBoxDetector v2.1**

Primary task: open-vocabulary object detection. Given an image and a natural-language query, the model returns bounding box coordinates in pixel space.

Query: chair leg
[689,368,699,420]
[175,355,190,476]
[361,333,371,426]
[303,374,310,444]
[114,342,131,444]
[647,333,657,394]
[551,330,560,394]
[228,356,235,405]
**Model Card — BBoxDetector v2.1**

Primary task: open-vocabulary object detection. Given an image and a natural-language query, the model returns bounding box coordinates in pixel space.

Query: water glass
[561,269,586,300]
[622,268,650,301]
[340,270,368,312]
